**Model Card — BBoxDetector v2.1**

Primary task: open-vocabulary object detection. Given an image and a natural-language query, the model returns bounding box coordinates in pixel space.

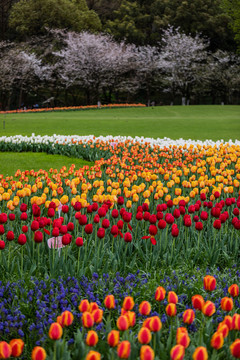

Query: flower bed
[0,136,240,359]
[0,103,146,114]
[1,269,240,359]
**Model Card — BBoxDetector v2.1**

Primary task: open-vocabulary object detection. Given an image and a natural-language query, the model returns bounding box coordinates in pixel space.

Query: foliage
[8,0,101,38]
[222,0,240,51]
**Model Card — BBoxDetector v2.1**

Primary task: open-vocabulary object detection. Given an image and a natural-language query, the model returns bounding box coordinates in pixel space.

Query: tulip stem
[77,247,80,274]
[8,241,11,272]
[21,246,24,274]
[53,341,57,360]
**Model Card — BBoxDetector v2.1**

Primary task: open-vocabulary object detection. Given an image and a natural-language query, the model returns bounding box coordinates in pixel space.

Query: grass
[0,152,93,177]
[0,105,239,141]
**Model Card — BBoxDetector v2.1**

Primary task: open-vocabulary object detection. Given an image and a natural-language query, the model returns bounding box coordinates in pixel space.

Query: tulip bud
[203,275,216,291]
[104,295,115,309]
[139,301,151,316]
[86,331,99,347]
[140,345,154,360]
[82,312,94,328]
[125,311,136,327]
[228,284,239,297]
[166,303,177,317]
[202,301,216,317]
[9,339,24,357]
[155,286,166,301]
[221,297,233,312]
[31,347,47,360]
[170,344,185,360]
[85,350,101,360]
[192,295,205,311]
[217,323,229,338]
[192,347,208,360]
[107,330,120,347]
[60,311,74,327]
[232,314,240,331]
[230,339,240,358]
[176,331,190,348]
[117,341,131,359]
[138,327,152,344]
[48,322,63,340]
[210,332,224,350]
[0,342,12,359]
[79,299,90,313]
[223,315,233,330]
[123,296,135,311]
[92,309,103,324]
[89,302,99,313]
[168,291,178,304]
[183,309,195,324]
[149,316,162,332]
[117,315,129,331]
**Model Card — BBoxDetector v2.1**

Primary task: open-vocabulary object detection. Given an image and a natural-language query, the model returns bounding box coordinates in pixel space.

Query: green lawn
[0,152,93,177]
[0,105,239,141]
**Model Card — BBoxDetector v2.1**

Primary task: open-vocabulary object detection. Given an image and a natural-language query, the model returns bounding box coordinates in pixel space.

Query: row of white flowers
[0,134,239,148]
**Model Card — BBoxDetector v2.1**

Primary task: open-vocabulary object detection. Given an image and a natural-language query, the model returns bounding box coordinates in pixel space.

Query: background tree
[8,0,101,39]
[0,0,18,40]
[160,27,208,105]
[0,43,48,109]
[53,31,138,104]
[222,0,240,51]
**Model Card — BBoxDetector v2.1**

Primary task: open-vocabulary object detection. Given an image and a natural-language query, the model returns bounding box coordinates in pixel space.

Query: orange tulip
[85,350,101,360]
[232,314,240,330]
[117,315,129,331]
[155,286,166,301]
[0,342,11,359]
[166,303,177,317]
[221,297,233,312]
[192,295,204,311]
[149,316,162,332]
[86,331,99,347]
[59,310,74,327]
[192,347,208,360]
[176,331,190,348]
[168,291,178,304]
[138,327,152,344]
[202,301,215,317]
[210,332,224,350]
[79,299,90,313]
[140,345,154,360]
[170,344,185,360]
[222,315,233,330]
[9,339,24,357]
[82,312,94,328]
[139,301,151,316]
[203,275,216,291]
[217,323,229,338]
[228,284,239,297]
[230,339,240,358]
[122,296,135,311]
[104,295,115,309]
[182,309,195,324]
[31,347,47,360]
[92,309,103,324]
[117,341,131,359]
[48,322,63,340]
[107,330,120,347]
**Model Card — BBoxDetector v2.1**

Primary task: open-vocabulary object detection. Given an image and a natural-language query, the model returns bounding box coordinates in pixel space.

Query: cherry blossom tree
[0,42,49,109]
[53,31,138,103]
[160,27,209,105]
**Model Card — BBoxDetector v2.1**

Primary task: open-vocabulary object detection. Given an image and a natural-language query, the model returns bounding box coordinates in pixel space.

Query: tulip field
[0,132,240,359]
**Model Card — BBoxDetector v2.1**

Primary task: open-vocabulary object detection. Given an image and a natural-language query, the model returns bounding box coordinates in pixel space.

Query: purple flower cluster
[0,266,239,348]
